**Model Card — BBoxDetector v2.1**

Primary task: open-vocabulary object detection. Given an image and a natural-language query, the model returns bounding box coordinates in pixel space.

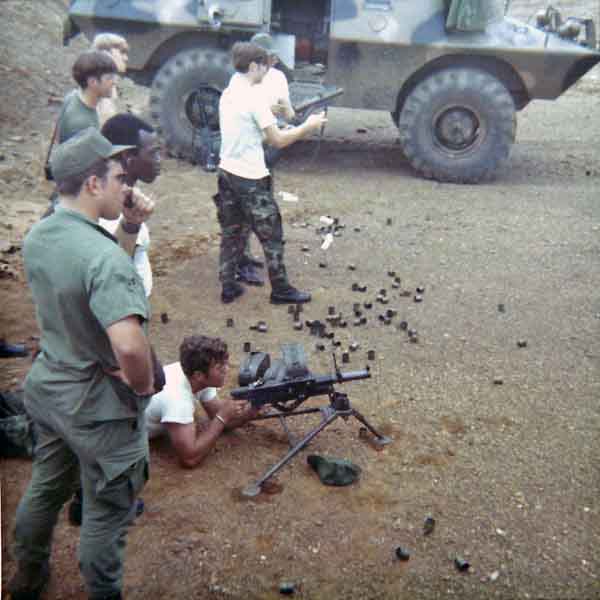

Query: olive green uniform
[15,207,150,598]
[58,90,100,143]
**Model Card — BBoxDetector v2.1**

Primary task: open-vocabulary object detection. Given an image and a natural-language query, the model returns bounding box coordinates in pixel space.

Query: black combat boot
[270,285,311,304]
[221,282,245,304]
[235,264,264,286]
[7,560,50,600]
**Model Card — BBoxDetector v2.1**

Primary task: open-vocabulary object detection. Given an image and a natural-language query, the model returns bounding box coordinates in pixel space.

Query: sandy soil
[1,2,600,599]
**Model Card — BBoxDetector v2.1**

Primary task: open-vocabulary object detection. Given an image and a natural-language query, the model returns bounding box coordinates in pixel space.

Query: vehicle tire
[398,68,516,183]
[149,48,233,159]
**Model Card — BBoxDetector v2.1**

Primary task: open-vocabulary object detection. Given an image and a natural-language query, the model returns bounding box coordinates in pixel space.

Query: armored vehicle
[65,0,600,183]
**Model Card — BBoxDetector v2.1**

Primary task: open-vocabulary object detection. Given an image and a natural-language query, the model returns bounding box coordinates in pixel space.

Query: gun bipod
[241,391,392,497]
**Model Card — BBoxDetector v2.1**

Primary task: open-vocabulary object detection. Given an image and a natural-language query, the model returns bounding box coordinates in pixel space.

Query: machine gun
[232,344,391,497]
[232,344,369,410]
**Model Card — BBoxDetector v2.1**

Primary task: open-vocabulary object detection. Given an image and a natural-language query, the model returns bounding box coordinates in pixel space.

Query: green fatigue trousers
[215,169,289,290]
[13,413,148,598]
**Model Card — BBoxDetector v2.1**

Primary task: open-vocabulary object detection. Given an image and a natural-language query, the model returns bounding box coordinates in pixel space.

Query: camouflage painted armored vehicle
[65,0,600,183]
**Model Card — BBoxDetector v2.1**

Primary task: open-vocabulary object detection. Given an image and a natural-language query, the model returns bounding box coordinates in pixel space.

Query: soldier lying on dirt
[3,336,251,472]
[145,335,259,468]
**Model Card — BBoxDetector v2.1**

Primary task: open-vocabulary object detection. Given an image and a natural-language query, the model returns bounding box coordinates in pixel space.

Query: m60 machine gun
[232,343,391,497]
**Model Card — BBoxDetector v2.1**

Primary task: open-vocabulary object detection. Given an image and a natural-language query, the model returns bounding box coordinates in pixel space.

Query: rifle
[231,344,391,497]
[292,86,344,123]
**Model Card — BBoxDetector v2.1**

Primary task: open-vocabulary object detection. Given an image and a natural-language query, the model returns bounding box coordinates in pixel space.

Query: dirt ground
[1,2,600,599]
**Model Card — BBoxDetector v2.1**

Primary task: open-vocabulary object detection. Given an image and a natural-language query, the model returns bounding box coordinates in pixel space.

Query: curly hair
[179,336,229,377]
[101,113,154,152]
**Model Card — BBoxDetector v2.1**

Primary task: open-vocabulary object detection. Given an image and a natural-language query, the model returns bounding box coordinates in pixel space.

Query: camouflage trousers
[215,169,289,290]
[240,153,280,265]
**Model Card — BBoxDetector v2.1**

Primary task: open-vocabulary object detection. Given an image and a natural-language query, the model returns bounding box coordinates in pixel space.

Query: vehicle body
[65,0,600,182]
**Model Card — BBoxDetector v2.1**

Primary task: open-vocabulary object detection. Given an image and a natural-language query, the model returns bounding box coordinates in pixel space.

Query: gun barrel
[230,367,370,405]
[293,88,344,114]
[337,368,371,383]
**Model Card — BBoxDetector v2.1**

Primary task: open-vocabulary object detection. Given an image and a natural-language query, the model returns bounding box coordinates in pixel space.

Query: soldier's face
[89,72,116,98]
[250,61,268,84]
[98,160,129,220]
[207,360,229,388]
[126,131,161,183]
[109,45,129,73]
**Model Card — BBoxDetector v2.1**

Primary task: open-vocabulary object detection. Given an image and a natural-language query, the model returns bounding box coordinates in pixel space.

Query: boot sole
[270,296,311,304]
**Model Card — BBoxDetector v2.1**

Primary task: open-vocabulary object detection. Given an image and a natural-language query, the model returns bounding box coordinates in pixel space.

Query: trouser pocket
[97,458,148,511]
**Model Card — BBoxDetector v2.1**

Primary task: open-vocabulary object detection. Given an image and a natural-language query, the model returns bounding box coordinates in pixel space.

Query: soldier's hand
[122,187,155,225]
[271,101,286,116]
[304,111,327,132]
[217,397,250,425]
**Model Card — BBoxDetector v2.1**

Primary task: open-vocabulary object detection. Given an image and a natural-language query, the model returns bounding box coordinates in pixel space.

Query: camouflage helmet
[250,32,275,56]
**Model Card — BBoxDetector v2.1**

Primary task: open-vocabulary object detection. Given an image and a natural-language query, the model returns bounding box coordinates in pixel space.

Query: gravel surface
[1,2,599,598]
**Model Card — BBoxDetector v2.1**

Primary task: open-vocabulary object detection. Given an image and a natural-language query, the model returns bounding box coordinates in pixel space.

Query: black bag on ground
[0,390,35,458]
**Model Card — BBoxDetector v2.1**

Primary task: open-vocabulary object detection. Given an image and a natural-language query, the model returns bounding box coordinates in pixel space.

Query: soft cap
[250,32,275,55]
[50,127,134,181]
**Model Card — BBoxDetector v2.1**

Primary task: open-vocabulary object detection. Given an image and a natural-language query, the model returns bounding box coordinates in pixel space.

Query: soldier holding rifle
[216,41,326,305]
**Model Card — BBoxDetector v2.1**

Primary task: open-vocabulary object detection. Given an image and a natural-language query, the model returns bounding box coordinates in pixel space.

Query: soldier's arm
[106,316,154,395]
[201,396,260,430]
[263,112,326,149]
[115,188,155,257]
[165,398,248,468]
[281,98,295,121]
[271,98,295,121]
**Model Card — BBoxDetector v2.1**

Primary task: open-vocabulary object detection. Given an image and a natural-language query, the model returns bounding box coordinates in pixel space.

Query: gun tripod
[242,391,392,497]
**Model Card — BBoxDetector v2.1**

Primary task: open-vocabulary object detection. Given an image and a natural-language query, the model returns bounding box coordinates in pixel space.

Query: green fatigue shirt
[57,90,100,143]
[23,207,151,485]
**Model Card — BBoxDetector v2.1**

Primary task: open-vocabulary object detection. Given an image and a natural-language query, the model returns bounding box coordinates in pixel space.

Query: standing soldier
[44,51,118,216]
[234,32,296,287]
[57,50,118,143]
[8,128,159,600]
[216,41,326,304]
[91,33,130,124]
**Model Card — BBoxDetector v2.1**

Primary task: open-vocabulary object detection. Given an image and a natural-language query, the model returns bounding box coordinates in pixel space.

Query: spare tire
[149,48,233,159]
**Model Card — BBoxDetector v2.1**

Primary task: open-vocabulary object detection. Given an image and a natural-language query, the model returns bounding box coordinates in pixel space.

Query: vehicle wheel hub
[185,86,221,130]
[434,106,481,152]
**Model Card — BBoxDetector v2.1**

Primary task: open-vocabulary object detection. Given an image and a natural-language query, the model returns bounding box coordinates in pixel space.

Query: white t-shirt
[99,217,152,297]
[258,68,290,107]
[145,362,217,439]
[218,73,276,180]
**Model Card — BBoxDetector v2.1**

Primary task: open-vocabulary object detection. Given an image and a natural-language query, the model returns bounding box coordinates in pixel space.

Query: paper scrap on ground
[321,233,334,250]
[278,191,298,203]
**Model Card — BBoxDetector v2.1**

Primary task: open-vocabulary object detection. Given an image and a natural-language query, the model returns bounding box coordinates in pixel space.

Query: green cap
[250,32,275,55]
[50,127,135,182]
[307,454,362,486]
